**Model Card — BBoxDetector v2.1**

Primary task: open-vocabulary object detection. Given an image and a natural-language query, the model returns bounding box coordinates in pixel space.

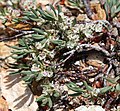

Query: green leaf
[41,98,48,106]
[8,45,25,50]
[36,95,46,102]
[12,53,27,59]
[11,50,25,55]
[115,5,120,13]
[45,10,55,18]
[111,87,115,92]
[21,71,36,75]
[40,38,47,44]
[57,5,62,14]
[67,82,86,92]
[48,98,52,108]
[44,11,56,20]
[51,40,65,45]
[109,0,113,8]
[22,75,34,82]
[104,3,109,18]
[19,39,26,46]
[38,8,55,21]
[49,4,57,16]
[38,8,47,18]
[28,17,40,22]
[13,18,20,23]
[53,91,60,97]
[23,11,32,16]
[116,84,120,91]
[111,6,116,17]
[115,76,120,82]
[21,16,30,20]
[83,81,93,91]
[72,18,77,26]
[30,8,38,17]
[36,73,43,81]
[100,86,112,94]
[32,34,45,40]
[103,77,117,84]
[112,0,117,5]
[32,28,46,35]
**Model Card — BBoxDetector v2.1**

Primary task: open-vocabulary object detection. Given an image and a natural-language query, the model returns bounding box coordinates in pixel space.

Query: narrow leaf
[67,82,86,92]
[32,28,46,35]
[116,84,120,91]
[57,5,62,14]
[30,8,38,17]
[100,86,112,94]
[50,4,57,16]
[32,34,45,40]
[83,81,93,91]
[48,98,52,108]
[103,77,117,84]
[36,95,46,102]
[7,45,25,50]
[51,40,64,45]
[12,53,27,59]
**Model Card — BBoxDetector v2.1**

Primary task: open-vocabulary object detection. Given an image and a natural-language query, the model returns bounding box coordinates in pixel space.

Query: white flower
[83,29,93,38]
[95,23,103,32]
[74,61,80,65]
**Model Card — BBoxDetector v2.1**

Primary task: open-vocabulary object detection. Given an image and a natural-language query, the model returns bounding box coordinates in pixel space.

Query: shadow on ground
[4,73,34,109]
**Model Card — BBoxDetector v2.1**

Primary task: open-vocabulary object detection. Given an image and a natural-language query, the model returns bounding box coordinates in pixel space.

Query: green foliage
[101,0,120,20]
[7,5,114,109]
[67,76,120,100]
[36,83,60,108]
[67,0,84,9]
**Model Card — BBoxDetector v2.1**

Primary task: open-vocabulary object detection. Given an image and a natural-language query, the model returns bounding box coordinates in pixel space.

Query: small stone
[88,105,105,111]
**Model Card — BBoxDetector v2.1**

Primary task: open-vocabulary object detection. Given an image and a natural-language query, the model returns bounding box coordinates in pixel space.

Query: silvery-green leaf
[48,97,52,108]
[32,34,45,40]
[100,86,112,94]
[67,82,86,92]
[32,28,46,35]
[116,84,120,91]
[36,95,46,102]
[103,77,117,84]
[83,81,93,91]
[41,98,48,106]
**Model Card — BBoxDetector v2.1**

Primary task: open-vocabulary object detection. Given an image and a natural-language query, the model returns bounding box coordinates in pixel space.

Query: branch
[56,43,110,66]
[76,44,111,57]
[0,30,34,42]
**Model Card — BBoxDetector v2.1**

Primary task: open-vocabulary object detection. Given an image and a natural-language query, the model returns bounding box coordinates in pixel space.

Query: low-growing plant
[67,76,120,98]
[4,4,116,110]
